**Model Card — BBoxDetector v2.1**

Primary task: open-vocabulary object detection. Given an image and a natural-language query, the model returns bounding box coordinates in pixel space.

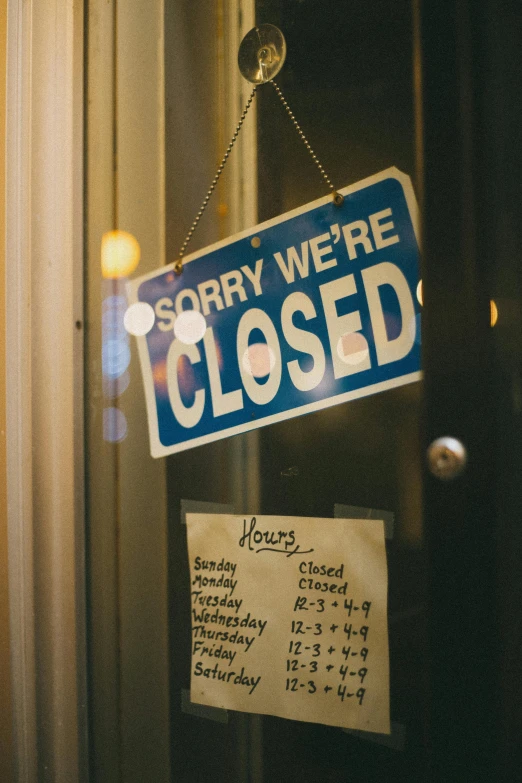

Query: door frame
[5,1,87,780]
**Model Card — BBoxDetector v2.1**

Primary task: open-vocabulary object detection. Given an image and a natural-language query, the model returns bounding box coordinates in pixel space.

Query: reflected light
[102,339,131,379]
[336,332,369,366]
[101,230,141,278]
[152,360,168,388]
[176,354,198,398]
[102,294,127,311]
[124,302,155,336]
[103,370,130,399]
[174,310,206,344]
[242,343,276,378]
[490,300,498,327]
[408,313,422,346]
[416,280,497,328]
[102,307,126,337]
[103,407,128,443]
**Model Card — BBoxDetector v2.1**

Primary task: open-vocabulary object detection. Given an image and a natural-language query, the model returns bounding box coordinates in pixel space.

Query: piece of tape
[343,721,405,751]
[334,504,394,540]
[181,689,229,723]
[180,498,236,525]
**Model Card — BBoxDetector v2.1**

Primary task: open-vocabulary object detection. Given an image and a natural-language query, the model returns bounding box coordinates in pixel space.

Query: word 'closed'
[129,168,421,458]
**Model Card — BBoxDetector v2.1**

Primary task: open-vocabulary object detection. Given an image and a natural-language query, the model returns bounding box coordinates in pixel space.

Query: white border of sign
[128,167,422,458]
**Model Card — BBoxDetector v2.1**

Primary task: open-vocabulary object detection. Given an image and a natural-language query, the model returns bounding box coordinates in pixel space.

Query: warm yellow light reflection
[101,230,141,278]
[416,280,497,327]
[490,300,498,327]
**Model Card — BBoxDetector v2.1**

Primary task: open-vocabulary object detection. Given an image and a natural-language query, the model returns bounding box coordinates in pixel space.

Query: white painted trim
[6,1,87,780]
[5,0,36,777]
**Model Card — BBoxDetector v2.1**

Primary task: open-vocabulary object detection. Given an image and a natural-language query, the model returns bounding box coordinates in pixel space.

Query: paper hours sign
[186,514,390,734]
[128,168,420,458]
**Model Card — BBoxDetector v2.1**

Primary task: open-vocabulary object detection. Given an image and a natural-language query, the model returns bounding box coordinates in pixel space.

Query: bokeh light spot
[124,302,155,336]
[103,407,128,443]
[408,313,422,346]
[101,230,141,279]
[336,332,370,366]
[102,339,131,379]
[174,310,206,344]
[102,295,127,311]
[103,371,130,399]
[416,280,423,306]
[490,300,498,327]
[242,343,276,378]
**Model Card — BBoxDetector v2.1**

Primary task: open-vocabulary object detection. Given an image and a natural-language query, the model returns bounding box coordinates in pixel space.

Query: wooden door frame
[5,1,87,780]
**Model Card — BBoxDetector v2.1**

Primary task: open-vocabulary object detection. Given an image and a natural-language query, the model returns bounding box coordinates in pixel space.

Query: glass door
[165,1,425,780]
[85,1,522,781]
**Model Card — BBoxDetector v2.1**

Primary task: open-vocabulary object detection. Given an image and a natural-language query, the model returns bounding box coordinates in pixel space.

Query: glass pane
[254,2,425,779]
[85,1,522,779]
[164,1,426,780]
[85,2,170,780]
[86,1,427,780]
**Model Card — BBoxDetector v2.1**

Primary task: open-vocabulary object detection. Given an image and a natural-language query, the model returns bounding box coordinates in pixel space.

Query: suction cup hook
[238,24,287,84]
[174,21,342,274]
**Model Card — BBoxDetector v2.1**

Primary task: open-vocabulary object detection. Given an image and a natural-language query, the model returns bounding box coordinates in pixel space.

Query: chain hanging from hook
[175,24,343,274]
[269,80,344,207]
[174,86,258,275]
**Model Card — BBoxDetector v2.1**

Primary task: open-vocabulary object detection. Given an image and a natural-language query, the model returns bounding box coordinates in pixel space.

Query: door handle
[427,437,468,480]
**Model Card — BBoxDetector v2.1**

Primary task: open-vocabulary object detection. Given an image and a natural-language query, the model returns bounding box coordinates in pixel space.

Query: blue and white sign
[128,168,421,458]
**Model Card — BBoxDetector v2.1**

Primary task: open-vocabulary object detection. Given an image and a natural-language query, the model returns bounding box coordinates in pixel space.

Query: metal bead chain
[270,79,340,200]
[175,86,258,274]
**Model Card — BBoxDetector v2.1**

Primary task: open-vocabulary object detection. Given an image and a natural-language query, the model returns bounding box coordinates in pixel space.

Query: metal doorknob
[427,437,468,480]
